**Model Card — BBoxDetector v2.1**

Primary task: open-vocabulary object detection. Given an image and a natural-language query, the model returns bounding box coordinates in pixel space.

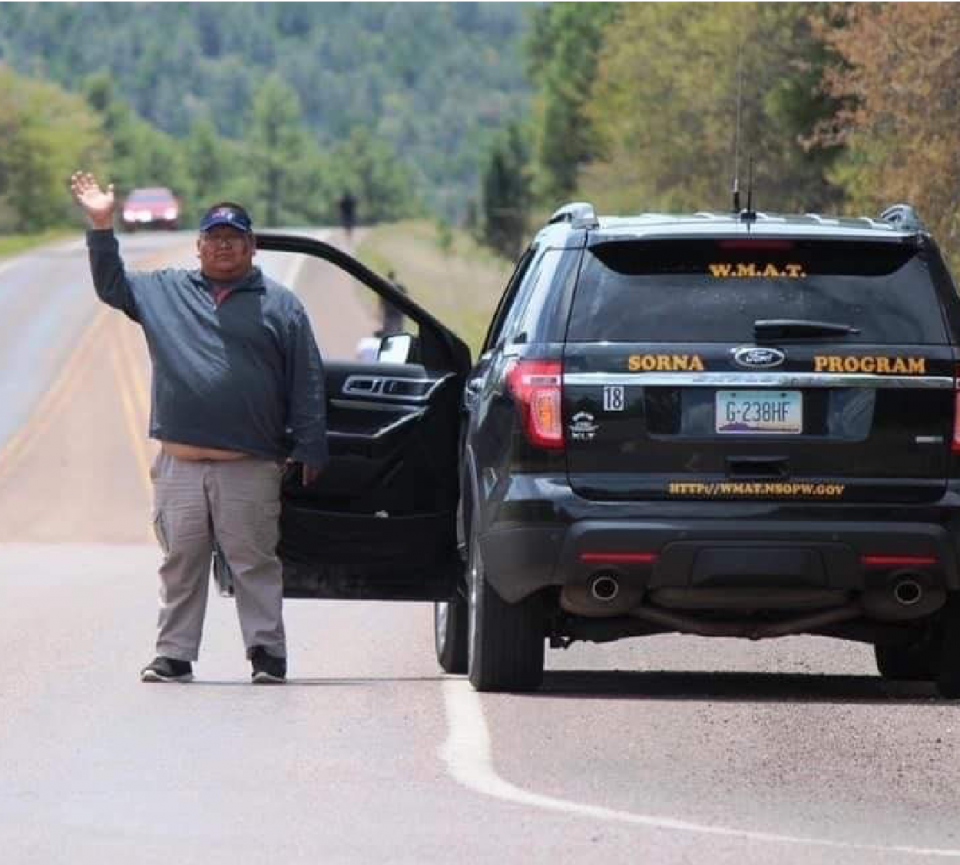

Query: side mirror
[378,333,417,364]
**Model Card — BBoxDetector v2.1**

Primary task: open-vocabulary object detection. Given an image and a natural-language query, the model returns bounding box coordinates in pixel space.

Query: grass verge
[0,229,74,260]
[356,220,514,356]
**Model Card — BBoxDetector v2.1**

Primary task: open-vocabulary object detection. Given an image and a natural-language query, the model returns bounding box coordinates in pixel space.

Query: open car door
[214,233,471,601]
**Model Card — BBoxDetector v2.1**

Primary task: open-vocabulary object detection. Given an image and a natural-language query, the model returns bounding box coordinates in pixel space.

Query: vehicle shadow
[188,675,448,687]
[536,669,947,705]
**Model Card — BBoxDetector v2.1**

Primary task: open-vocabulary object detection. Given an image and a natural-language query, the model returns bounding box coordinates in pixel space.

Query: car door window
[482,245,537,354]
[496,254,547,350]
[505,249,565,347]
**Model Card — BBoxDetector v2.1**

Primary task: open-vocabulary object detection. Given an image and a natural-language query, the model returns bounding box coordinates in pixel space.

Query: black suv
[221,204,960,697]
[446,201,960,696]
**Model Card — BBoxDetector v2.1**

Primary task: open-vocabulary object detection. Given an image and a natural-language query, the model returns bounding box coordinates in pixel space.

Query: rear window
[567,239,947,344]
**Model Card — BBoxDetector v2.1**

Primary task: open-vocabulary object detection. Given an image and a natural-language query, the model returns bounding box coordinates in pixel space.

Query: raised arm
[70,171,139,321]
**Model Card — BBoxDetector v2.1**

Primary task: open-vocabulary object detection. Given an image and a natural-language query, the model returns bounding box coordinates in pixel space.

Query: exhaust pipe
[590,574,620,602]
[893,578,923,607]
[560,574,642,617]
[861,571,944,620]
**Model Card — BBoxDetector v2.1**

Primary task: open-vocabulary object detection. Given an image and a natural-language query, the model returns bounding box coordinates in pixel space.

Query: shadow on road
[183,675,447,687]
[535,669,947,705]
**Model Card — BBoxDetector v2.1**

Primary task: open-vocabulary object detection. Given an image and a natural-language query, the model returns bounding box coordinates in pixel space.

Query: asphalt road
[1,229,959,865]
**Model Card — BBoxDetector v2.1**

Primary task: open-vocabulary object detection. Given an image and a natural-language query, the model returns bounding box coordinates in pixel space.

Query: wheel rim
[467,529,481,668]
[435,602,449,648]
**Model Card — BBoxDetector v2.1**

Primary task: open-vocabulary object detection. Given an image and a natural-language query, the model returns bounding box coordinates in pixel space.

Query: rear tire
[466,511,544,692]
[434,595,468,674]
[936,596,960,699]
[874,638,935,682]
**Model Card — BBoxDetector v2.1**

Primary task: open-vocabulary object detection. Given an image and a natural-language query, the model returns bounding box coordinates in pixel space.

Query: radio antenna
[731,45,743,213]
[742,155,757,229]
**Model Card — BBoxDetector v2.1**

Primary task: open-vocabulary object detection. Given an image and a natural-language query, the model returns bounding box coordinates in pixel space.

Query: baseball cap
[199,202,252,233]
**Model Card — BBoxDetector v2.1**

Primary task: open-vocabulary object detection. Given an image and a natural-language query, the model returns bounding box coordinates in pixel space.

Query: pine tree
[245,75,309,227]
[481,122,531,259]
[526,4,619,206]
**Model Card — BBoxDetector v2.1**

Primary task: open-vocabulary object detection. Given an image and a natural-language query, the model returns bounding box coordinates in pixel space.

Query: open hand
[286,458,324,487]
[70,171,115,229]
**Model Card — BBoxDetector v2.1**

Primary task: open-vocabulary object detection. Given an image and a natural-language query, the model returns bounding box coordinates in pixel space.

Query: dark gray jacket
[87,229,327,467]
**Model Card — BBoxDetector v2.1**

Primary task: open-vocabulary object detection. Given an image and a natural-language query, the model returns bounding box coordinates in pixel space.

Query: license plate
[715,390,802,434]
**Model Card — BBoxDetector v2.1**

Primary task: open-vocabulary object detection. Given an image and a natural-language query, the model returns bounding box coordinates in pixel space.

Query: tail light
[861,554,936,567]
[580,552,659,564]
[506,358,564,450]
[953,363,960,453]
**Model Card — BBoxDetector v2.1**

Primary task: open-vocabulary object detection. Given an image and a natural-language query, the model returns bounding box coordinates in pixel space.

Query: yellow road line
[0,308,109,487]
[0,244,180,490]
[0,243,198,547]
[112,321,156,542]
[109,331,155,543]
[115,318,150,419]
[109,328,153,497]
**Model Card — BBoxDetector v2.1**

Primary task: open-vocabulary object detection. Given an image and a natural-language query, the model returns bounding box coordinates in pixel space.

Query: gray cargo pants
[150,452,286,662]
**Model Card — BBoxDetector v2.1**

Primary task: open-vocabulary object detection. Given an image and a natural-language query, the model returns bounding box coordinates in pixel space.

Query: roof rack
[879,203,923,232]
[547,201,599,230]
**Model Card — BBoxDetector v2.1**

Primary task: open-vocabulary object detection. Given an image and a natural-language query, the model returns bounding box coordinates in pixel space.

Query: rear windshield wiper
[754,318,861,339]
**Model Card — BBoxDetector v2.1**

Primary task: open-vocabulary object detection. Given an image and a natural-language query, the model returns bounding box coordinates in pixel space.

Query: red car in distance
[121,187,180,231]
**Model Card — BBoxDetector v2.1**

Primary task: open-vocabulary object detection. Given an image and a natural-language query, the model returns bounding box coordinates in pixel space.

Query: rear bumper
[481,504,960,604]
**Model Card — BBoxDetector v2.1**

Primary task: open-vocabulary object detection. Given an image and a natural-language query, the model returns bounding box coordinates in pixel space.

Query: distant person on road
[70,171,328,686]
[338,190,357,240]
[356,271,408,361]
[377,270,407,338]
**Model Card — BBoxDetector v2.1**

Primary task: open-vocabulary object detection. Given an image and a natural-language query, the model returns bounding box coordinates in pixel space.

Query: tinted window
[497,251,547,347]
[567,239,947,344]
[504,250,567,346]
[482,246,536,353]
[512,249,581,345]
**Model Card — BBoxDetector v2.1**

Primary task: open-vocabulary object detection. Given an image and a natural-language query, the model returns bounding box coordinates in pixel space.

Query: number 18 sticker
[603,386,625,411]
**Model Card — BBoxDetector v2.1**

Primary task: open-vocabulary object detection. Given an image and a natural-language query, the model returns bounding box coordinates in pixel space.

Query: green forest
[510,3,960,267]
[0,2,529,229]
[0,2,958,272]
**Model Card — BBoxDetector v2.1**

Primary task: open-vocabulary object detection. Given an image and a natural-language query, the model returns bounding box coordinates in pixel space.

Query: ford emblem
[732,346,785,369]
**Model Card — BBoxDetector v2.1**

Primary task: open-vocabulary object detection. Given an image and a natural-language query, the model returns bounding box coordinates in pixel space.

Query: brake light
[580,552,659,564]
[861,555,936,567]
[506,358,563,450]
[953,363,960,453]
[716,239,795,250]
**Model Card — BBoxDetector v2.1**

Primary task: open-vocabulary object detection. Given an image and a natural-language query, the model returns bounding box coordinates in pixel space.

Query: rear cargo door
[562,237,955,503]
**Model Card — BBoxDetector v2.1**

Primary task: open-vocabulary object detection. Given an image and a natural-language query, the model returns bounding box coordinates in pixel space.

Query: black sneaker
[140,656,193,683]
[250,646,287,684]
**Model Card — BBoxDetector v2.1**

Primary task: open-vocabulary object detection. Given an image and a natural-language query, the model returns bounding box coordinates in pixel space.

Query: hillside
[0,3,531,218]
